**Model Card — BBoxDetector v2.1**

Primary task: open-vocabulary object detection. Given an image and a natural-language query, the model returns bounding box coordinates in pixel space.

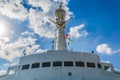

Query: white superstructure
[0,2,120,80]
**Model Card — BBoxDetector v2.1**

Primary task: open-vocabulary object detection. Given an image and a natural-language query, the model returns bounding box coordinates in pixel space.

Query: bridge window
[76,61,84,67]
[42,62,51,67]
[104,66,112,72]
[8,69,16,75]
[22,64,30,70]
[32,63,40,69]
[87,62,95,68]
[97,63,101,69]
[53,61,62,67]
[64,61,73,66]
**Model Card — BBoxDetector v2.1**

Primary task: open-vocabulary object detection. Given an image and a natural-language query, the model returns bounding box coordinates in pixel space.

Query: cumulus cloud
[21,31,34,36]
[0,0,72,62]
[0,15,12,36]
[96,44,112,55]
[69,24,88,38]
[28,9,56,38]
[0,37,10,47]
[0,0,72,38]
[0,37,44,62]
[96,43,120,55]
[28,0,53,12]
[0,0,28,20]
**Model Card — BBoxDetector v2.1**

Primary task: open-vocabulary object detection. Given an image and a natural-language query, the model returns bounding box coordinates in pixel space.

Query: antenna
[59,2,63,9]
[23,49,26,56]
[49,2,72,50]
[51,39,55,50]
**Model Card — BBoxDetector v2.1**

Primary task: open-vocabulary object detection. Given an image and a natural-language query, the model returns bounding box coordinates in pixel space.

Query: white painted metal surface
[0,50,120,80]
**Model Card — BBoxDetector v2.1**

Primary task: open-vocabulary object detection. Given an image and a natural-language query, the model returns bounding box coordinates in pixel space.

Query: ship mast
[49,2,70,50]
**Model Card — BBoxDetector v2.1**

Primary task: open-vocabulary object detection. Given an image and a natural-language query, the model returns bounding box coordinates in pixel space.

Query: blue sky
[0,0,120,74]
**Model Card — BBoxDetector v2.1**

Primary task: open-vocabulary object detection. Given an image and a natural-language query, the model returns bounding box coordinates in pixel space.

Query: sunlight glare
[0,22,6,35]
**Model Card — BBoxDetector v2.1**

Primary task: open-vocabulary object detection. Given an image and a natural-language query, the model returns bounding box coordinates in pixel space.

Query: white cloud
[69,24,88,38]
[0,0,28,21]
[0,37,44,62]
[0,0,72,62]
[96,44,112,55]
[0,37,10,43]
[0,15,12,37]
[11,30,15,34]
[112,49,120,54]
[0,70,7,76]
[3,62,18,68]
[0,37,10,47]
[28,9,56,38]
[21,31,34,36]
[0,0,72,61]
[28,0,70,12]
[0,0,73,38]
[96,43,120,55]
[28,0,53,12]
